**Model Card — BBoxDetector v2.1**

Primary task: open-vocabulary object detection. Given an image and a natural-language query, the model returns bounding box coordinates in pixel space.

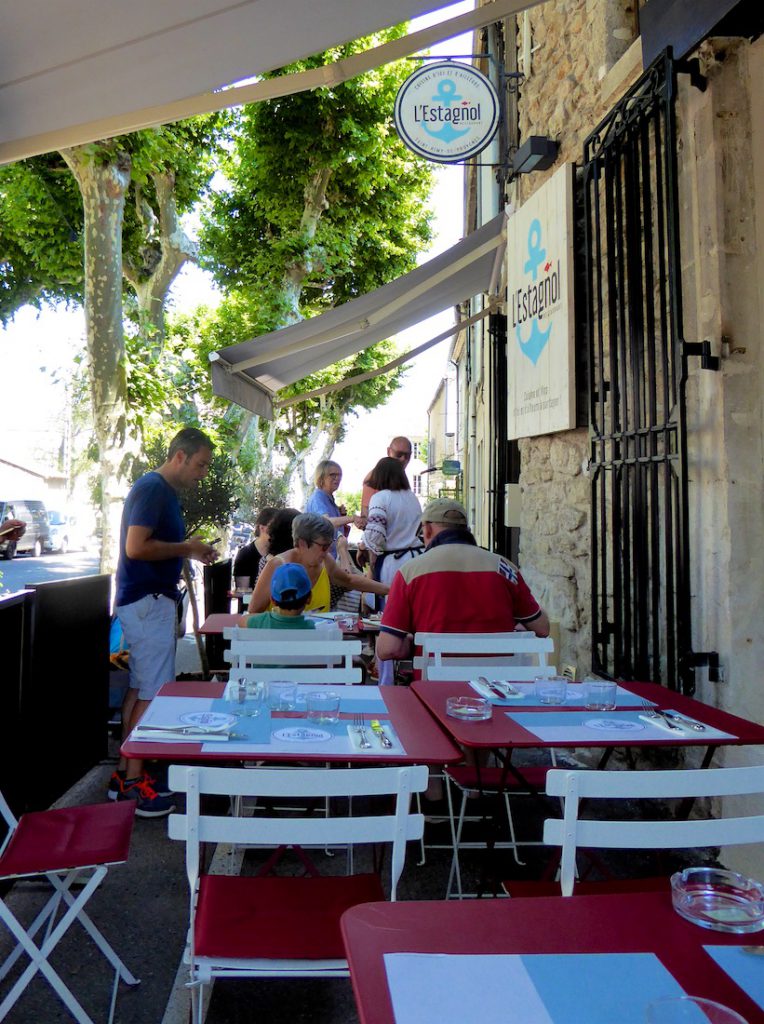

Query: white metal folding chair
[223,627,362,684]
[168,763,427,1023]
[544,764,764,896]
[414,631,556,681]
[412,632,557,895]
[0,795,139,1024]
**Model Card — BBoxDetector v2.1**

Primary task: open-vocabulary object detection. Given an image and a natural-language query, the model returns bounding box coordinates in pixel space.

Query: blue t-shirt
[305,488,342,556]
[115,472,185,606]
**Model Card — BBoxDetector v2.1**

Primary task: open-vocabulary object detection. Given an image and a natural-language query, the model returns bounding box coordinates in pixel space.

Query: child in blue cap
[240,562,316,630]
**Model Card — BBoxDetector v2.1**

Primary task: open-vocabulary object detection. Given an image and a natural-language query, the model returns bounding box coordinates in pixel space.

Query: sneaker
[107,770,126,801]
[117,776,176,818]
[143,764,173,798]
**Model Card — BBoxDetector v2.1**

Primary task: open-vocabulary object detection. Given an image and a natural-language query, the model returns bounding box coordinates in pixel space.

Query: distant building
[0,456,65,504]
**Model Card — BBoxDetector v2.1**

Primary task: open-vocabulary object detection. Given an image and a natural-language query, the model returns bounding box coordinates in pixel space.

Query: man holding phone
[109,427,219,816]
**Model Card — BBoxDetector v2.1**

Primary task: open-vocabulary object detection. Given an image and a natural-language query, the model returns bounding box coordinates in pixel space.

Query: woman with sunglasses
[305,460,364,557]
[247,512,389,614]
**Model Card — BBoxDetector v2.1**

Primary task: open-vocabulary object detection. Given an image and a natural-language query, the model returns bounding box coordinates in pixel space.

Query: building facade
[454,0,764,872]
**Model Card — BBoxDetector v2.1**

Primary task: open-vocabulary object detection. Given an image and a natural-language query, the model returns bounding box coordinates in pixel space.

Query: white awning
[210,211,507,418]
[0,0,543,165]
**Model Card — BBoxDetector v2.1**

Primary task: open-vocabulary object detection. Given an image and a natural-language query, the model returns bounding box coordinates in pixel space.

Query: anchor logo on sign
[422,80,470,144]
[517,218,552,366]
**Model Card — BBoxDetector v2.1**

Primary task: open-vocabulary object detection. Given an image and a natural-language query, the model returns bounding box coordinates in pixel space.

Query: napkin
[346,723,403,753]
[470,679,523,701]
[131,727,230,742]
[637,714,689,735]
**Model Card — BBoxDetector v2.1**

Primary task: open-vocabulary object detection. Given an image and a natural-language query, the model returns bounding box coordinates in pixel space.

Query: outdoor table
[411,678,764,893]
[121,679,462,767]
[199,612,244,634]
[340,890,764,1024]
[411,678,764,769]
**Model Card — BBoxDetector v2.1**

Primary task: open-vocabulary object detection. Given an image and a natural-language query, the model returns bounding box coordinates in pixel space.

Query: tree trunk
[124,170,197,352]
[61,146,132,575]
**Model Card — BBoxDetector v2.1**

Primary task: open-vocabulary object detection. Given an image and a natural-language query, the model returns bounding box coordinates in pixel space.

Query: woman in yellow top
[247,512,389,615]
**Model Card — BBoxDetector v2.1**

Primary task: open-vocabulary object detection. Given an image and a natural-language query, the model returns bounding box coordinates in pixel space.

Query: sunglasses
[390,450,411,460]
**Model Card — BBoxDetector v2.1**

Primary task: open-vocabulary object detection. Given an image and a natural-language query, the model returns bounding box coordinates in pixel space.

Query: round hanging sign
[394,60,501,164]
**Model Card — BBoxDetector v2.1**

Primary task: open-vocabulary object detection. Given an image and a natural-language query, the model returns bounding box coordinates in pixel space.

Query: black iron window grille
[584,50,712,694]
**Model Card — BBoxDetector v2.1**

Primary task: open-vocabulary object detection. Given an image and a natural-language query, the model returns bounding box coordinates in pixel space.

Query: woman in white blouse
[362,457,423,684]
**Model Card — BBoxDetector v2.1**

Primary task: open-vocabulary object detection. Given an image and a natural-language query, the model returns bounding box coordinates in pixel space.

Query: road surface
[0,548,101,596]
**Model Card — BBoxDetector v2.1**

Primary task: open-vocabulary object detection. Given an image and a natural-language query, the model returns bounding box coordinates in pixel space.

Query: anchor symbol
[517,218,552,365]
[422,79,470,144]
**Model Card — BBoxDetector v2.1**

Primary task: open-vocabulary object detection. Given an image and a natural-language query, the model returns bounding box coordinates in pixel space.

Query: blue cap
[270,562,312,603]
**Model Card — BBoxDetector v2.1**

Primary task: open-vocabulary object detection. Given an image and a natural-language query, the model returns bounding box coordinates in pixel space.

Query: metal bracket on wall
[686,650,721,683]
[683,340,720,371]
[675,57,707,92]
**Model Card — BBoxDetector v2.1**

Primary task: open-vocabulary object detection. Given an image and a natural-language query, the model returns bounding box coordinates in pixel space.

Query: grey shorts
[116,594,177,700]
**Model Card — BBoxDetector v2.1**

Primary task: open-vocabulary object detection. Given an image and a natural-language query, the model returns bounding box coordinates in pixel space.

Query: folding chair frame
[168,763,427,1023]
[0,794,139,1024]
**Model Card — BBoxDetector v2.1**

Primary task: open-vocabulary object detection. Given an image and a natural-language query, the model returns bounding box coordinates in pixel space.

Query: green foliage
[200,36,432,325]
[0,157,84,321]
[336,490,361,516]
[195,29,433,483]
[0,117,229,325]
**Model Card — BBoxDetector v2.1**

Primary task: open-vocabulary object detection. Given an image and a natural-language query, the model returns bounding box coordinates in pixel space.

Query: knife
[662,710,706,732]
[370,720,393,748]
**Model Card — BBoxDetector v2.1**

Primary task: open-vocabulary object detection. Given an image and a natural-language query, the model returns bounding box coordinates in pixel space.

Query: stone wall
[518,430,591,673]
[511,0,640,673]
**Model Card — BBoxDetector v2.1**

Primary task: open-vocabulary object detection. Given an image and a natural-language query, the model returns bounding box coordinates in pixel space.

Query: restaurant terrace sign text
[394,61,500,164]
[507,163,576,440]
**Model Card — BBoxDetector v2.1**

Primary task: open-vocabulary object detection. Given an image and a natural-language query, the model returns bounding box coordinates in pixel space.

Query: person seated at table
[232,506,278,589]
[240,563,316,631]
[376,497,550,676]
[248,512,389,615]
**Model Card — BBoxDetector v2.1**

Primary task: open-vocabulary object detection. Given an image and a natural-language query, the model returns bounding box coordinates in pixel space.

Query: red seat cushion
[194,872,384,959]
[446,765,551,792]
[503,877,670,898]
[0,801,135,878]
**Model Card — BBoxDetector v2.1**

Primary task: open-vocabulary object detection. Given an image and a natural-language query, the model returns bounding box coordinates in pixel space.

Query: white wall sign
[507,163,576,440]
[394,61,500,164]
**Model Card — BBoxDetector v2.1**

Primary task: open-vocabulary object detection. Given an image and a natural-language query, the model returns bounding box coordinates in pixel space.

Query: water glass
[244,680,265,717]
[535,675,568,705]
[225,677,246,708]
[307,690,340,724]
[645,996,748,1023]
[267,680,297,712]
[584,677,617,710]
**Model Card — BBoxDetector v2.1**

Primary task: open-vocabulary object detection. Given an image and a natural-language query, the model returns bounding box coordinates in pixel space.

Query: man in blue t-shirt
[110,428,218,817]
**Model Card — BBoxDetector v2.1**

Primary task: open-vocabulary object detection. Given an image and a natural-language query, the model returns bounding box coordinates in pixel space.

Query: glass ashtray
[446,696,492,721]
[671,867,764,933]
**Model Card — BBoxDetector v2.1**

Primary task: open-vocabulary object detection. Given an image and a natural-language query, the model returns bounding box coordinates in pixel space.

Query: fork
[353,713,371,749]
[641,699,682,731]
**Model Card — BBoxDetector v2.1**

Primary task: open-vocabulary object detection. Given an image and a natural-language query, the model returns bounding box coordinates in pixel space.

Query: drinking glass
[534,675,568,705]
[584,677,617,710]
[307,690,340,724]
[244,680,265,717]
[645,996,748,1023]
[267,681,296,712]
[226,676,246,709]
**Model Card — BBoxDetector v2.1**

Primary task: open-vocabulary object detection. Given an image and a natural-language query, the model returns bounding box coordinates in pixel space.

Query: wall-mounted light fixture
[512,135,559,174]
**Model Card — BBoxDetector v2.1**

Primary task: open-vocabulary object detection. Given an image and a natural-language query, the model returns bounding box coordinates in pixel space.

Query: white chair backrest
[223,628,361,683]
[544,765,764,896]
[168,764,428,901]
[413,632,556,681]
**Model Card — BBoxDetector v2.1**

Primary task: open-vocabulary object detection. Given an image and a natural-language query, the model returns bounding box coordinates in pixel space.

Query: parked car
[0,500,51,559]
[47,510,91,554]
